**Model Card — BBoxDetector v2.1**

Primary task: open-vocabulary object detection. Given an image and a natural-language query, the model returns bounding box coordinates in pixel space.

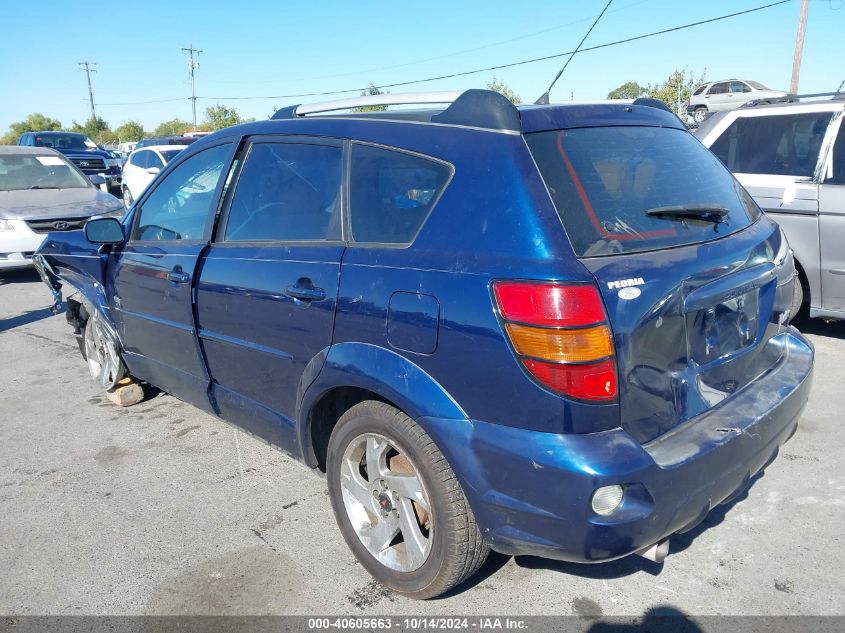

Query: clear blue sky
[1,0,842,132]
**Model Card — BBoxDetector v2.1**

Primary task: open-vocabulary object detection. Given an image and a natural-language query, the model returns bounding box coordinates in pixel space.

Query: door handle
[284,284,326,302]
[167,270,190,284]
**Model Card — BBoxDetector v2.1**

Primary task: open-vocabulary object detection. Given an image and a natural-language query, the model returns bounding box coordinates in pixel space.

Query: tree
[153,118,190,137]
[644,69,706,119]
[0,113,62,144]
[203,104,242,131]
[69,116,110,140]
[607,81,645,100]
[486,78,521,105]
[352,83,388,112]
[113,121,145,142]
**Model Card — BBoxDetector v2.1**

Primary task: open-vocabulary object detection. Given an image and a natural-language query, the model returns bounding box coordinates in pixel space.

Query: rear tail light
[493,281,617,401]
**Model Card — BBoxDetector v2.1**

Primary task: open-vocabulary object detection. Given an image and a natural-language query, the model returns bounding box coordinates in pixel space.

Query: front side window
[349,144,451,244]
[224,142,342,242]
[148,153,164,169]
[730,82,751,93]
[0,153,89,191]
[710,112,833,177]
[526,126,759,257]
[132,143,231,242]
[130,151,148,168]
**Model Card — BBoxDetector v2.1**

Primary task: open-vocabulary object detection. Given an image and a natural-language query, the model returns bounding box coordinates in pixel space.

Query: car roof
[28,131,85,137]
[0,145,63,156]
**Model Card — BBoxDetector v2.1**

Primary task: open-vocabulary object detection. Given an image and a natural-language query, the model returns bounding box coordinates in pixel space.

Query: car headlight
[0,219,14,232]
[105,158,121,168]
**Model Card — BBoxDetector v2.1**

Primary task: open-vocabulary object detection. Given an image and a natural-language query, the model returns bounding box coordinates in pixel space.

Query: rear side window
[710,112,833,177]
[349,144,451,244]
[826,127,845,185]
[224,142,342,242]
[526,126,759,257]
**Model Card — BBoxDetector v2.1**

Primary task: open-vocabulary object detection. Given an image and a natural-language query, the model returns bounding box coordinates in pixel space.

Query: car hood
[53,148,112,158]
[0,188,124,220]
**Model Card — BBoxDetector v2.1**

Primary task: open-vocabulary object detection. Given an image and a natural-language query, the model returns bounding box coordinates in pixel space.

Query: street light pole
[181,44,202,131]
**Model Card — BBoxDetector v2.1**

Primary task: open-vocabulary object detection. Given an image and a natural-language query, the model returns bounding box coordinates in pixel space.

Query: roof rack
[743,91,845,108]
[271,89,522,132]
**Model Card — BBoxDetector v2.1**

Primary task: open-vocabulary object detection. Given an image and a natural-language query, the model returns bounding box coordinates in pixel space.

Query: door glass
[132,143,231,242]
[224,142,342,241]
[710,112,833,177]
[349,144,451,244]
[148,153,163,169]
[730,82,751,93]
[708,83,729,95]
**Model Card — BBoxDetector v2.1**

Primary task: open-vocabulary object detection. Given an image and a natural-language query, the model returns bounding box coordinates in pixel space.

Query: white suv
[687,79,787,124]
[696,96,845,319]
[121,145,188,207]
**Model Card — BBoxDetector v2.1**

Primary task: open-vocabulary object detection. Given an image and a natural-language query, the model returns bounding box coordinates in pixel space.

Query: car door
[124,150,148,198]
[106,141,236,410]
[195,136,345,450]
[818,115,845,314]
[705,82,732,111]
[730,81,753,106]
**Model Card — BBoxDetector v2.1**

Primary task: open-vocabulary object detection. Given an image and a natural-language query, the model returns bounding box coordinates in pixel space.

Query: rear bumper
[420,327,813,562]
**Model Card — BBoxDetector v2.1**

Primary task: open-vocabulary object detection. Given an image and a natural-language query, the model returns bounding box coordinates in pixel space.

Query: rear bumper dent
[420,327,814,563]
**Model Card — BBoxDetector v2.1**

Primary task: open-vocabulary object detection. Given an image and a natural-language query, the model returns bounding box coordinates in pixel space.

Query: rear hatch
[527,125,794,444]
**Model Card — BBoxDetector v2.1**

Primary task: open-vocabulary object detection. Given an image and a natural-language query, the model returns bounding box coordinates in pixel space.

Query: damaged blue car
[35,90,813,598]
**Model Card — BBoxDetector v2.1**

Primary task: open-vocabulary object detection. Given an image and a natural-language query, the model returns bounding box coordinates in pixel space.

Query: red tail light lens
[493,281,617,401]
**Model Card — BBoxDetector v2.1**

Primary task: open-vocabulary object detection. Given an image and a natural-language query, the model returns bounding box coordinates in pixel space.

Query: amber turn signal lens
[506,323,613,363]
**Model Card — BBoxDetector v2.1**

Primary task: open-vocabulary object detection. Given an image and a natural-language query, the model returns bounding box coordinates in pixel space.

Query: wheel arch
[296,342,467,471]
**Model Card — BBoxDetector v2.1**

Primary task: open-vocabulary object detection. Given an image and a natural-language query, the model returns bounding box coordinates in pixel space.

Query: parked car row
[687,78,787,123]
[34,90,812,599]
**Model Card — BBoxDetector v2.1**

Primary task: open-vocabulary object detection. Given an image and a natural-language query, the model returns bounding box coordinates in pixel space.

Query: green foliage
[352,83,389,113]
[153,118,191,137]
[485,78,521,105]
[607,81,645,100]
[69,116,110,141]
[203,104,242,131]
[113,121,145,142]
[0,112,62,145]
[644,69,706,119]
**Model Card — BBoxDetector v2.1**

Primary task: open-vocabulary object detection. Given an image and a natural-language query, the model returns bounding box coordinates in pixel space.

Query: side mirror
[88,174,106,187]
[84,217,125,245]
[146,167,160,175]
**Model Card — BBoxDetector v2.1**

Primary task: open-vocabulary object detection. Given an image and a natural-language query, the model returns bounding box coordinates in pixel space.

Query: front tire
[326,401,488,599]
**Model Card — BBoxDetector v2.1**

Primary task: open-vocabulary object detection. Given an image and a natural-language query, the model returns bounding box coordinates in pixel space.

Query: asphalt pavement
[1,267,843,617]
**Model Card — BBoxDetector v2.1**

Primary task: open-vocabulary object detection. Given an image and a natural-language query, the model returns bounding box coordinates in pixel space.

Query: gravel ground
[1,267,843,617]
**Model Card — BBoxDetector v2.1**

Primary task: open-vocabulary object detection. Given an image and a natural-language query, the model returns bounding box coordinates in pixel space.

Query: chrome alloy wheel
[84,313,124,390]
[339,433,433,572]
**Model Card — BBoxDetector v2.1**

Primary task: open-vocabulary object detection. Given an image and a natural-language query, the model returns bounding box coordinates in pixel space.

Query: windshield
[160,149,184,164]
[0,154,90,191]
[33,134,93,150]
[746,80,768,90]
[526,126,760,256]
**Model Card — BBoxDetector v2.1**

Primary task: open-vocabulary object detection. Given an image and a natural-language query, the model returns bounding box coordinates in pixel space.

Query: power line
[78,61,97,120]
[95,0,793,107]
[198,0,793,102]
[96,97,188,106]
[536,0,614,105]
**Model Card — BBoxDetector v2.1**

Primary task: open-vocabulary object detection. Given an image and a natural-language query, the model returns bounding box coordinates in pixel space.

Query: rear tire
[693,107,708,124]
[122,186,133,208]
[326,401,488,599]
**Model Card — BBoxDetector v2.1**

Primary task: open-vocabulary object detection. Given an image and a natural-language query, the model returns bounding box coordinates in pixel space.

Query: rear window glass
[709,112,833,177]
[349,144,451,244]
[526,126,760,257]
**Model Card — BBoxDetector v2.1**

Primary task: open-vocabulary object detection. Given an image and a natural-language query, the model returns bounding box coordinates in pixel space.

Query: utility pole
[789,0,809,94]
[181,44,202,131]
[78,61,97,121]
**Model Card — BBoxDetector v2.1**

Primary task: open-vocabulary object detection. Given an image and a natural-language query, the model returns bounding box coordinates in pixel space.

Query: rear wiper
[645,204,729,223]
